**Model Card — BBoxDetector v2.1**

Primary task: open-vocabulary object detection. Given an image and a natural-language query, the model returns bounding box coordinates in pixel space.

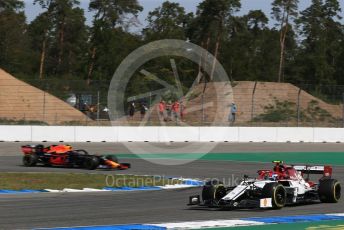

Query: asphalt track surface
[0,142,344,229]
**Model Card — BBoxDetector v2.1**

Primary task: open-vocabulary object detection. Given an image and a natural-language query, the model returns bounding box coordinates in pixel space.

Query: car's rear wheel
[23,154,38,167]
[83,156,100,170]
[318,179,341,203]
[262,182,286,209]
[202,180,226,205]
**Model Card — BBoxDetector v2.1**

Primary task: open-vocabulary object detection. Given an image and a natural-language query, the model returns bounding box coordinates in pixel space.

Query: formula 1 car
[21,144,131,170]
[188,161,341,209]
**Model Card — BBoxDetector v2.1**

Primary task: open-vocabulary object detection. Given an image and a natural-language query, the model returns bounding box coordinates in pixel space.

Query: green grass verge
[0,173,179,190]
[117,152,344,166]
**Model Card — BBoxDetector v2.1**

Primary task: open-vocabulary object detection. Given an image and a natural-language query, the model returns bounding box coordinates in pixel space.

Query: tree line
[0,0,343,92]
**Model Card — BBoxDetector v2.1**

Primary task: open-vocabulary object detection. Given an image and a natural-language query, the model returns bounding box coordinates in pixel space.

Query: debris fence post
[342,92,344,128]
[201,94,204,126]
[96,91,100,124]
[43,90,46,123]
[297,88,302,127]
[149,91,152,125]
[251,81,258,122]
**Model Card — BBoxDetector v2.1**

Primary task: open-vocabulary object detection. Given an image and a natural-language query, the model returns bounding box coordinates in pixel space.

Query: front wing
[98,162,131,170]
[188,195,273,209]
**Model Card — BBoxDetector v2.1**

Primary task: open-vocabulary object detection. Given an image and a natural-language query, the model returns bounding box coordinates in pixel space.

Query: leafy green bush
[0,118,48,125]
[253,100,296,122]
[304,100,337,122]
[253,99,339,124]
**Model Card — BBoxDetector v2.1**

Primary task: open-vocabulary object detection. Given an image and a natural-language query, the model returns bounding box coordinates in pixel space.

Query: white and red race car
[188,161,341,209]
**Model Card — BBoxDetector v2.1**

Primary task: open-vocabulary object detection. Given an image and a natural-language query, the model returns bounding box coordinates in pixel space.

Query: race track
[0,142,343,229]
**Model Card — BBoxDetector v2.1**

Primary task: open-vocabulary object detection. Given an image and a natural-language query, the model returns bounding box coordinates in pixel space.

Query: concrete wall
[0,126,343,143]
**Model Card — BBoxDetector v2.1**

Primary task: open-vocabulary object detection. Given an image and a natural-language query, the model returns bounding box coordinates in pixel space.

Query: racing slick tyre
[262,183,286,209]
[202,180,226,205]
[105,155,118,163]
[83,156,100,170]
[23,154,38,167]
[318,179,341,203]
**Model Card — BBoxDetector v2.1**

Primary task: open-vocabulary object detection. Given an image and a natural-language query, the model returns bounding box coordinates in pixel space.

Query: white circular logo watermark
[108,39,233,165]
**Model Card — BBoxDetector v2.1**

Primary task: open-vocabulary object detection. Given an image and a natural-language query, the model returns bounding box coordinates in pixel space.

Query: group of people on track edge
[128,100,237,125]
[158,100,185,122]
[128,101,148,121]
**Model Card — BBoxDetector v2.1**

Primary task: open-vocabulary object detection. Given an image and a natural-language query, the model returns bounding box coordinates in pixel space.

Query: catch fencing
[0,78,344,127]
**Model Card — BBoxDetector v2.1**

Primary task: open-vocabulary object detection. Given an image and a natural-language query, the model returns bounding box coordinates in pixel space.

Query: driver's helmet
[269,174,279,181]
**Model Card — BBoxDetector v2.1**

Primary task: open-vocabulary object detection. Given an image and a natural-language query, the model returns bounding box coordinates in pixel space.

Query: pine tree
[32,0,86,78]
[189,0,241,82]
[144,1,192,41]
[87,0,143,84]
[297,0,343,85]
[0,0,31,73]
[271,0,299,82]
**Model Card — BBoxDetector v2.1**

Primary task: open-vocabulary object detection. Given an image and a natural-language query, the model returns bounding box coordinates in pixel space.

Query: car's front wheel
[262,182,286,209]
[202,180,226,205]
[83,156,100,170]
[23,154,38,167]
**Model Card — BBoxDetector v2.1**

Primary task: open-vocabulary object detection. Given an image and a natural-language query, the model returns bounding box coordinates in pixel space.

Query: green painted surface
[199,220,344,229]
[117,152,344,165]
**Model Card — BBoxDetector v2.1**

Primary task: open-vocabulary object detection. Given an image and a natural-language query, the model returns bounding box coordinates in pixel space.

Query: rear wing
[293,165,332,177]
[21,145,46,154]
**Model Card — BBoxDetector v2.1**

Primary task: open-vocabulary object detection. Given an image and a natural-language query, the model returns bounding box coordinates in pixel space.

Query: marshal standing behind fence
[229,102,237,125]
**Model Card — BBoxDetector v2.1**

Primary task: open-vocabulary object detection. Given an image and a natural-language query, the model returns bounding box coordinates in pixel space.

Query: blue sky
[24,0,343,30]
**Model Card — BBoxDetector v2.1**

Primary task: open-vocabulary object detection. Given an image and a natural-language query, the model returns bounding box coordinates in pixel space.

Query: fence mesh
[0,78,343,127]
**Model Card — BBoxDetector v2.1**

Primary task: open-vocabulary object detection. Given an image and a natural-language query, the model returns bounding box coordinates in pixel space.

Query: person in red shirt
[158,100,166,121]
[172,100,180,121]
